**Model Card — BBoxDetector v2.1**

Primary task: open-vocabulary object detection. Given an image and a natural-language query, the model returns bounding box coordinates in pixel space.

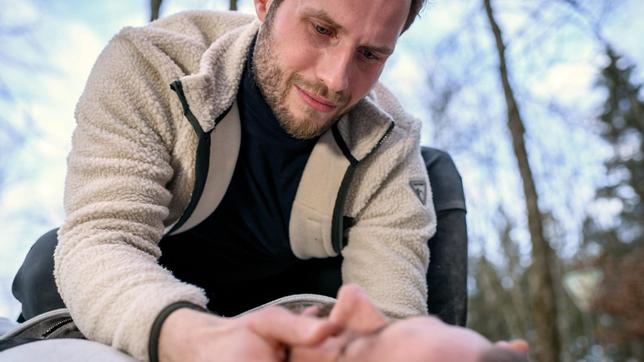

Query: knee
[13,229,59,293]
[24,228,59,275]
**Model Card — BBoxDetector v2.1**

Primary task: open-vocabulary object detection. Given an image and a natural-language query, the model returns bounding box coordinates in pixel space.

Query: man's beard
[252,17,351,139]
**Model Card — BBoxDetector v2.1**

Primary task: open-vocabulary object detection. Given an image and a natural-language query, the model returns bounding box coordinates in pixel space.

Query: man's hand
[329,284,389,333]
[158,306,340,362]
[289,284,390,362]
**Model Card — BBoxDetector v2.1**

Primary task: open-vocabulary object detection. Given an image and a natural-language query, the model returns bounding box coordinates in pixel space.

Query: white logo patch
[409,180,427,205]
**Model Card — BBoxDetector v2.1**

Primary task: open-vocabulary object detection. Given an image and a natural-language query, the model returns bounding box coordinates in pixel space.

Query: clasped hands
[157,284,388,362]
[158,284,529,362]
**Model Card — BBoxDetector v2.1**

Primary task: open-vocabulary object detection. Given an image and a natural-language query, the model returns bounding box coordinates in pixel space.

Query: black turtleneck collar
[237,37,318,148]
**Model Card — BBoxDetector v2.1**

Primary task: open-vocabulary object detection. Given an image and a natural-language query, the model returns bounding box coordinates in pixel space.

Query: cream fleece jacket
[54,10,435,361]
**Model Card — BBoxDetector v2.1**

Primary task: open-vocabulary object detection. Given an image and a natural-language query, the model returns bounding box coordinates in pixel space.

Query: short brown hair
[403,0,427,32]
[269,0,427,33]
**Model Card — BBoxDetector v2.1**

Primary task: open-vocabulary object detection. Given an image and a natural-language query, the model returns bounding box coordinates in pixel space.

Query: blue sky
[0,0,642,318]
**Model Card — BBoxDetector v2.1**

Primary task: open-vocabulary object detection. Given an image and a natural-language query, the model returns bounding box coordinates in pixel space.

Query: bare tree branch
[150,0,163,22]
[483,0,562,361]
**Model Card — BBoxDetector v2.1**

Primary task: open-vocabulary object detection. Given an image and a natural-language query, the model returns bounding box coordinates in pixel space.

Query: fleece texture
[54,10,435,361]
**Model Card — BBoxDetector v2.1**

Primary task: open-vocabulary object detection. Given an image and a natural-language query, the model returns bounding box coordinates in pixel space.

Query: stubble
[252,8,350,139]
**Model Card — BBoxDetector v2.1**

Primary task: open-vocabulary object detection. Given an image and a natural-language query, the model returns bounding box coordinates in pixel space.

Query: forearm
[55,224,208,361]
[55,30,208,360]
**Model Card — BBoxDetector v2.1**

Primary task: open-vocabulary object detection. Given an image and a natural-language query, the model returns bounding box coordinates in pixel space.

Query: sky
[0,0,642,319]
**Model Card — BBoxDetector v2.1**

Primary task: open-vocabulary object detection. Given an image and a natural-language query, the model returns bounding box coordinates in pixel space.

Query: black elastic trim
[166,80,233,235]
[343,216,356,229]
[170,81,204,137]
[331,124,358,165]
[331,164,357,254]
[166,133,210,235]
[149,301,206,362]
[214,104,234,126]
[330,122,394,253]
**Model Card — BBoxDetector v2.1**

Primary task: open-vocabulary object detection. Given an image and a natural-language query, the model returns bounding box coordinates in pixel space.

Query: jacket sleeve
[54,30,208,361]
[341,120,435,318]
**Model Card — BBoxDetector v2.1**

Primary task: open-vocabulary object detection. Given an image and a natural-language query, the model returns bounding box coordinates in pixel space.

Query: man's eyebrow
[301,8,345,33]
[301,8,394,56]
[364,44,394,56]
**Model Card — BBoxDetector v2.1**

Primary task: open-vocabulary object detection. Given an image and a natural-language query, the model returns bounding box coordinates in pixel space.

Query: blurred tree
[150,0,163,21]
[482,0,562,360]
[468,254,515,342]
[586,47,644,360]
[150,0,239,21]
[468,210,532,344]
[594,48,643,245]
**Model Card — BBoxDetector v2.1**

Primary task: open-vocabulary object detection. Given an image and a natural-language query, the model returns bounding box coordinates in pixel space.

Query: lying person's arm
[289,284,529,362]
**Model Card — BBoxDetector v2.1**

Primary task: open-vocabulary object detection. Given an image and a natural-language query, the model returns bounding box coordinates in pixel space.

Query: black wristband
[148,301,207,362]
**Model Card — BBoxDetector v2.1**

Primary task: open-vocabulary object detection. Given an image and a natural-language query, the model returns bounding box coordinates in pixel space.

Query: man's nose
[316,47,352,94]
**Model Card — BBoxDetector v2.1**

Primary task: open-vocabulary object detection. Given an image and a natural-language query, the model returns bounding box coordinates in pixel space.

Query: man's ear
[253,0,274,22]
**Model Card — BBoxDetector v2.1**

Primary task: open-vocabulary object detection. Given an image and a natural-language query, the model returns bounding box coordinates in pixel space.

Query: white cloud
[382,52,427,118]
[0,18,105,316]
[0,0,38,26]
[421,2,468,37]
[530,62,597,105]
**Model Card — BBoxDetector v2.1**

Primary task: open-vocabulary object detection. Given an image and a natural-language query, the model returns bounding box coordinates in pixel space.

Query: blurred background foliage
[0,0,642,361]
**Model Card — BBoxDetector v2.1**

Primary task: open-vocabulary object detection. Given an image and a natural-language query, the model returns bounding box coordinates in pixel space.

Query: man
[13,0,435,361]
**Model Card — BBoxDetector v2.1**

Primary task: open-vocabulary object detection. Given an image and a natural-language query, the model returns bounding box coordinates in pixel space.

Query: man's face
[253,0,410,139]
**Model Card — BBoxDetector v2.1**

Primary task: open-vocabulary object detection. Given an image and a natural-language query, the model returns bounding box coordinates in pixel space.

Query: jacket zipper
[42,317,73,338]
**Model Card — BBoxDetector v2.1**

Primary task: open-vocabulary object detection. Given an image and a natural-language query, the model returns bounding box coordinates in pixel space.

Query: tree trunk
[482,1,562,361]
[150,0,163,22]
[230,0,238,11]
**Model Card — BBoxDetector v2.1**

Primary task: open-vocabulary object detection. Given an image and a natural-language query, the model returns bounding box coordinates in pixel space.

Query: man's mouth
[294,85,338,113]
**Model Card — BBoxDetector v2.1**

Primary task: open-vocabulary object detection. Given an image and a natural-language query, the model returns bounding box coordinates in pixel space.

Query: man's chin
[277,114,332,139]
[280,121,332,140]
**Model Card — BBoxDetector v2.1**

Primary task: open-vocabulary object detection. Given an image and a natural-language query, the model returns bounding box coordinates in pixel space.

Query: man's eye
[314,24,332,36]
[360,49,380,61]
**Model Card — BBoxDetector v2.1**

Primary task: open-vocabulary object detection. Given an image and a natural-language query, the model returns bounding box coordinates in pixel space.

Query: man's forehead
[293,0,409,49]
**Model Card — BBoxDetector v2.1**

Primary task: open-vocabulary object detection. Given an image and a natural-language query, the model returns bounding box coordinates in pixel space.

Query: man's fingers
[247,307,342,346]
[496,339,530,355]
[330,284,388,333]
[301,305,321,317]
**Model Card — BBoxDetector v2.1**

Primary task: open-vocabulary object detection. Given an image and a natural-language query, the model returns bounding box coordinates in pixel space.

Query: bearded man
[10,0,439,361]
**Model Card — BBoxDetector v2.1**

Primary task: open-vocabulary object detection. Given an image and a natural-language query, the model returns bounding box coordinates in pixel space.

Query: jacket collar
[177,19,394,162]
[177,19,259,133]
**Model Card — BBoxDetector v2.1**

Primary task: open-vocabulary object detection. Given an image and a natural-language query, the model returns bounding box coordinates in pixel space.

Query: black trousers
[12,229,64,322]
[11,229,342,320]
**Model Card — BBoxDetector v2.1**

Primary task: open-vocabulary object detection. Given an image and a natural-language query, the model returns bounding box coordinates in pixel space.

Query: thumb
[330,284,387,333]
[247,306,341,346]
